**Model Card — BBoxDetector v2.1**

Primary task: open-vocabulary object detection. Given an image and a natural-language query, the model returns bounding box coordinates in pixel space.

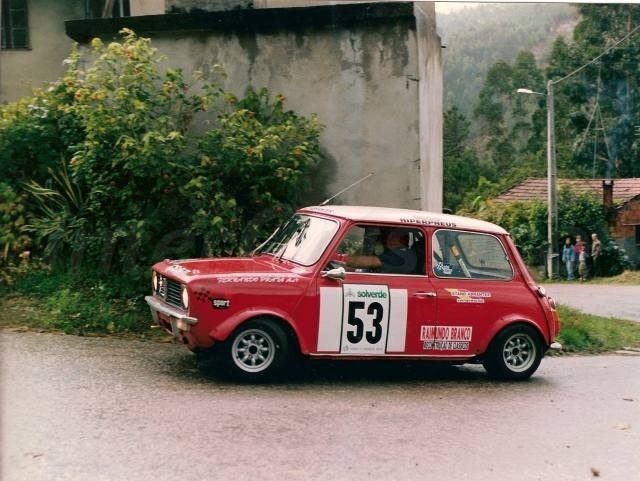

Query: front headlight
[152,271,158,292]
[181,284,190,310]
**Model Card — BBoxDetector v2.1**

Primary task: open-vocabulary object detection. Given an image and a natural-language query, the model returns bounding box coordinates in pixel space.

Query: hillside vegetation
[438,3,578,115]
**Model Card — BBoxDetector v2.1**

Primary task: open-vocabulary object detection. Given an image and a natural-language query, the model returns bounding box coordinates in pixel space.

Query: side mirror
[322,266,346,280]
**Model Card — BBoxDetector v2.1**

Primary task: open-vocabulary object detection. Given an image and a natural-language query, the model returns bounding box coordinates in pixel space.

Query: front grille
[166,278,183,308]
[154,272,184,309]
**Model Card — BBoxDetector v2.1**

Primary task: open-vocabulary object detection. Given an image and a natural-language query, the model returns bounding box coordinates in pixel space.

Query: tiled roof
[494,178,640,205]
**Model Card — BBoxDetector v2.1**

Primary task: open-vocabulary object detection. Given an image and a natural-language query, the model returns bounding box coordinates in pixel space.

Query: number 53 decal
[340,284,390,354]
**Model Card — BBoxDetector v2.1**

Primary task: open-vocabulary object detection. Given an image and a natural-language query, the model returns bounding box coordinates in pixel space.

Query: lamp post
[517,80,558,279]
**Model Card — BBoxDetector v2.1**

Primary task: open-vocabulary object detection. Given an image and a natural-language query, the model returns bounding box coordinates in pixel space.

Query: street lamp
[517,80,558,279]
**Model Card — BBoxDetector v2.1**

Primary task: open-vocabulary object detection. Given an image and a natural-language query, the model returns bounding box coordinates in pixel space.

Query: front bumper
[145,295,198,336]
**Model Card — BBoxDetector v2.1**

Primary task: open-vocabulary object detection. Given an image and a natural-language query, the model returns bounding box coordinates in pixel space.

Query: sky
[435,1,618,14]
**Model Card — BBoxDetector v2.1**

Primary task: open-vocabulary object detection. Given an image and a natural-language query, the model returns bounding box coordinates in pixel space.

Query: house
[1,0,443,212]
[495,177,640,268]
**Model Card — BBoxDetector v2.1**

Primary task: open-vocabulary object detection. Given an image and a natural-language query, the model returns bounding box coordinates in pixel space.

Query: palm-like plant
[23,160,87,261]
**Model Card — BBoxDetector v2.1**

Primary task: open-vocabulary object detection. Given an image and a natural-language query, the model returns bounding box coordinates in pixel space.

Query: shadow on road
[168,350,552,388]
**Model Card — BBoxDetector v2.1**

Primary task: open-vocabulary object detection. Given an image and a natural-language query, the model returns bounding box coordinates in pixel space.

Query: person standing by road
[591,233,602,277]
[561,237,577,280]
[575,234,588,281]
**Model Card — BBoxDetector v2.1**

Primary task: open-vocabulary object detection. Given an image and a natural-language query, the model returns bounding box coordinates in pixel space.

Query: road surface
[1,331,639,481]
[542,284,640,322]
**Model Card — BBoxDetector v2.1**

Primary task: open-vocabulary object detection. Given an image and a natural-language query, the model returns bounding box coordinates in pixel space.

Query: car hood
[152,255,305,283]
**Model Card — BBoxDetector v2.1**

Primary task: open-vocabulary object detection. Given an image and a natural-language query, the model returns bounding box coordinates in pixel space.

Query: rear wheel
[483,324,542,381]
[219,318,290,382]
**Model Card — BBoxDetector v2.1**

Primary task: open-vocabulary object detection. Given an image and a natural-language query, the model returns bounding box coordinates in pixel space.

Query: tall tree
[443,106,482,211]
[552,4,640,178]
[473,51,545,175]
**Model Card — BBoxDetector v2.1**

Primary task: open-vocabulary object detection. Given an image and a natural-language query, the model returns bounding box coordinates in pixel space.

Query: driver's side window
[332,224,426,275]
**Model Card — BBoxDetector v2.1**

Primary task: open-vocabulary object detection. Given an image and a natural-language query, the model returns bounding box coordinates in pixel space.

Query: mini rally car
[146,205,561,381]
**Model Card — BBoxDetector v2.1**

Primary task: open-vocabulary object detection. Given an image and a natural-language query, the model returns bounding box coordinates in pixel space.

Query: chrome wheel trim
[231,328,276,373]
[502,332,537,373]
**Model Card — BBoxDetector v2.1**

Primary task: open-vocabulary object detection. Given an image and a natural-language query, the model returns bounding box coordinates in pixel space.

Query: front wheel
[218,318,290,382]
[483,324,543,381]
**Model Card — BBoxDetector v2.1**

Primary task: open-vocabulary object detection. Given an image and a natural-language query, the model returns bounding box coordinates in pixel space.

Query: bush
[1,29,325,334]
[12,269,150,335]
[187,87,324,256]
[462,186,629,276]
[0,183,33,286]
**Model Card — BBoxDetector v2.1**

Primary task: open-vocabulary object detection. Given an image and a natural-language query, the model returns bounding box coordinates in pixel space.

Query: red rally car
[146,205,561,381]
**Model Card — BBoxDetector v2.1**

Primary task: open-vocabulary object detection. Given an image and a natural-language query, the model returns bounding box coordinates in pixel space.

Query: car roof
[299,205,509,235]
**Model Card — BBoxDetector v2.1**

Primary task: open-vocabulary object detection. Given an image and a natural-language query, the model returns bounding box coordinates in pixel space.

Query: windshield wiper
[278,218,310,262]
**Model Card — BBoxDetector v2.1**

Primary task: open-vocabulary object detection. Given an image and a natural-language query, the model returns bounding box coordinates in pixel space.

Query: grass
[555,304,640,354]
[586,270,640,285]
[2,278,640,353]
[0,291,168,341]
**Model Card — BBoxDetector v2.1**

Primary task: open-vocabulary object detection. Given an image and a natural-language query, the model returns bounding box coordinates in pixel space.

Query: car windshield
[255,214,339,266]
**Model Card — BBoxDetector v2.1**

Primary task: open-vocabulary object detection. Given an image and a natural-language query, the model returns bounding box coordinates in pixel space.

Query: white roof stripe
[300,205,508,234]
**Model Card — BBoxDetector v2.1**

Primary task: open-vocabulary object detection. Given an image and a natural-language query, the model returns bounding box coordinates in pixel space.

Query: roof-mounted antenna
[320,172,374,206]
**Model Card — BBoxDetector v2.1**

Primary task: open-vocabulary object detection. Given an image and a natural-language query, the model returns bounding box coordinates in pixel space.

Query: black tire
[483,324,543,381]
[218,318,290,382]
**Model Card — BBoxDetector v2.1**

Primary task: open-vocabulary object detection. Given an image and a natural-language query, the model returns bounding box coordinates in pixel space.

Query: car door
[425,228,518,357]
[314,224,437,356]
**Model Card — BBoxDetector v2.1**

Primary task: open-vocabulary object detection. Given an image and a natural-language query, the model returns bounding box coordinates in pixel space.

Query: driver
[346,228,417,274]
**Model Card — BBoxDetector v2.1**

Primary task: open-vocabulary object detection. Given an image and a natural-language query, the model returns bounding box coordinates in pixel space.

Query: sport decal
[421,325,473,351]
[317,285,407,355]
[445,288,491,304]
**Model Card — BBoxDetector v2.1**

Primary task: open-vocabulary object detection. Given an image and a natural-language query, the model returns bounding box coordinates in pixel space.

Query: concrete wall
[0,0,164,102]
[157,10,425,208]
[168,0,252,12]
[5,1,442,211]
[0,0,83,103]
[131,0,164,15]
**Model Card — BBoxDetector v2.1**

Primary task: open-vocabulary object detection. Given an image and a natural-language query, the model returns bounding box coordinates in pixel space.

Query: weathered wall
[0,0,82,103]
[130,0,164,15]
[414,1,442,212]
[65,2,442,210]
[167,0,252,12]
[3,1,442,211]
[161,15,421,207]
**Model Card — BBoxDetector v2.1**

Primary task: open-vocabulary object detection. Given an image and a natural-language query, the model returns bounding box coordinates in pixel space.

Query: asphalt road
[542,284,640,322]
[1,331,639,481]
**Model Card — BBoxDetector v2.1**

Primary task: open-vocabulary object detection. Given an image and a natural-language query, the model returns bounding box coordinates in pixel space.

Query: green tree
[0,76,84,188]
[460,186,629,275]
[64,30,214,277]
[11,30,324,278]
[443,106,482,212]
[549,4,640,178]
[187,87,324,255]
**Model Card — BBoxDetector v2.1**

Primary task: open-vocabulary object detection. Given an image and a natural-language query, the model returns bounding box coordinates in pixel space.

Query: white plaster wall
[0,0,82,102]
[255,0,386,7]
[415,1,442,212]
[130,0,164,15]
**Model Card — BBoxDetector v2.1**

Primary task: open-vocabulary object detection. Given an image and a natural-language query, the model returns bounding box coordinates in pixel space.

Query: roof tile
[495,178,640,204]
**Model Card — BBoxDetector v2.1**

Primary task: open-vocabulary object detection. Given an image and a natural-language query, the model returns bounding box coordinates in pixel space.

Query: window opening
[432,229,513,280]
[335,225,426,275]
[1,0,29,50]
[85,0,130,19]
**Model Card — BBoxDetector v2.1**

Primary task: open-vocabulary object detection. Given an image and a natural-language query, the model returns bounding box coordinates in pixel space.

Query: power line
[552,23,640,85]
